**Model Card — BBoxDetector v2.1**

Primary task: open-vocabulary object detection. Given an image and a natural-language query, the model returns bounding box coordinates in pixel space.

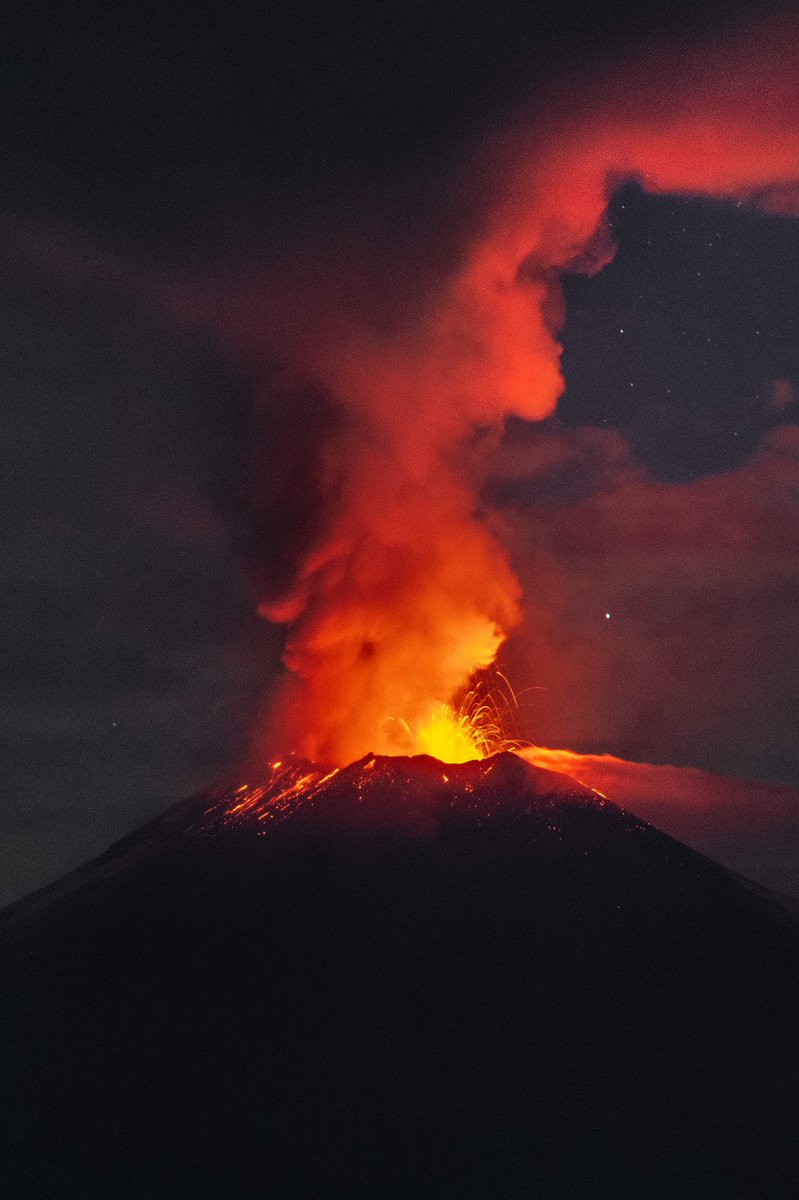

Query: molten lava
[395,680,519,763]
[205,747,605,836]
[412,702,491,763]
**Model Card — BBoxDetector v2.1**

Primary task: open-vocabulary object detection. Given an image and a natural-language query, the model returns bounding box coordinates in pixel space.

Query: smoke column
[255,19,799,764]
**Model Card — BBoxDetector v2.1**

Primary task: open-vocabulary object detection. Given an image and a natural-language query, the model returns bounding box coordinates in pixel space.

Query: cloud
[188,12,799,765]
[499,424,799,782]
[520,746,799,899]
[0,268,274,904]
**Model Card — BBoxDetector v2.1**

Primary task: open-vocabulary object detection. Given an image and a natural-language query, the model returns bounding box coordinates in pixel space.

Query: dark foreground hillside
[2,752,797,1199]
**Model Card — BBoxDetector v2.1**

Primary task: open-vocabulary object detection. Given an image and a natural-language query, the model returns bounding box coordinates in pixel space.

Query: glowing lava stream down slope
[200,748,607,837]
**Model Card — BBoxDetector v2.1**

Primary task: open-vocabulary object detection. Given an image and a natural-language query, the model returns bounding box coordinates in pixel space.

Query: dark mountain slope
[2,752,797,1199]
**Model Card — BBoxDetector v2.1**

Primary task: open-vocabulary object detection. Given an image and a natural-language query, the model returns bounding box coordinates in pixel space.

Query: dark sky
[2,1,798,903]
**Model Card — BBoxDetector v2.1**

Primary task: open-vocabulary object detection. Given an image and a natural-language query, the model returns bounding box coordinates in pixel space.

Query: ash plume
[221,18,799,764]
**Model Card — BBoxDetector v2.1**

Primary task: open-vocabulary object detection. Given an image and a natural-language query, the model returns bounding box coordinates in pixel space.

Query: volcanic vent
[3,750,799,1199]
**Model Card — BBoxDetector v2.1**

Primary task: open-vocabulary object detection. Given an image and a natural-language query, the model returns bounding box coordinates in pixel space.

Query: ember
[203,748,600,835]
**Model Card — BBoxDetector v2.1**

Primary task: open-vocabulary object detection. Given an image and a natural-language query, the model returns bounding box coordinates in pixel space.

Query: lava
[388,677,521,763]
[201,744,799,904]
[213,760,341,827]
[411,701,492,763]
[203,748,605,837]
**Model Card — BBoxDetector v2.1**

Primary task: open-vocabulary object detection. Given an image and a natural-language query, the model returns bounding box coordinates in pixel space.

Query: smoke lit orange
[251,19,799,766]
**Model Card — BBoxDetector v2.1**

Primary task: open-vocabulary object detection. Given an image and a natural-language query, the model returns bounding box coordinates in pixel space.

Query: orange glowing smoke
[517,746,799,896]
[258,18,799,765]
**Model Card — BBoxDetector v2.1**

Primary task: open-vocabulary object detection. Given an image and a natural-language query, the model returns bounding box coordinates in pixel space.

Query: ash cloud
[7,16,794,780]
[207,15,799,765]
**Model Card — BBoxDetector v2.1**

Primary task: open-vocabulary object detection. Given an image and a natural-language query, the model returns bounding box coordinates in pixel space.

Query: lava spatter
[196,750,616,840]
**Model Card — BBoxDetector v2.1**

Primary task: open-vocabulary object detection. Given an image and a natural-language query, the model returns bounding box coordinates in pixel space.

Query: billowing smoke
[242,18,799,764]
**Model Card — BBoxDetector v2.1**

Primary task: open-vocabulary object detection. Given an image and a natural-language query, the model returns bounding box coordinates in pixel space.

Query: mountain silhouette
[2,751,798,1199]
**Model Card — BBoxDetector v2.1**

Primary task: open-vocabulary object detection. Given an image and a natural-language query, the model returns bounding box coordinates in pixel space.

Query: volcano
[2,751,798,1199]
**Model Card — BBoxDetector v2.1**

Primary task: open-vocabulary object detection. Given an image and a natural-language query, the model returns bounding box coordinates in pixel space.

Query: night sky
[2,1,798,903]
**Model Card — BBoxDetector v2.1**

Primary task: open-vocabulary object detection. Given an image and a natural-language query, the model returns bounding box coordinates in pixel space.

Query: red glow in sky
[257,21,799,765]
